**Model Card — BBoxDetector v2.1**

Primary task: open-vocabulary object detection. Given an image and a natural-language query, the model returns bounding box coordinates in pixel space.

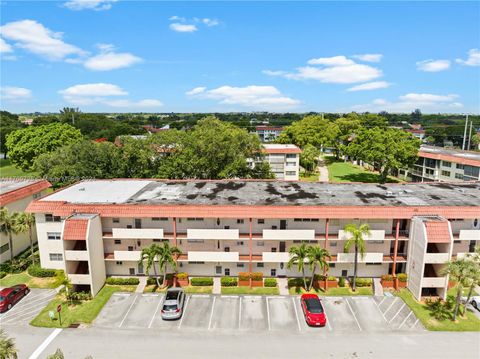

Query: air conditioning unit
[272,225,277,229]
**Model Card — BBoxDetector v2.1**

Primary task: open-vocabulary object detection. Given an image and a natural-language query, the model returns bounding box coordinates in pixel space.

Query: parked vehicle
[0,284,30,312]
[161,288,185,320]
[470,296,480,311]
[300,293,326,327]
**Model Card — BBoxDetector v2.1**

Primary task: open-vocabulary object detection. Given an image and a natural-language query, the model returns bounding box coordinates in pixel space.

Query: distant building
[142,125,169,134]
[255,126,284,142]
[405,129,426,141]
[262,144,301,181]
[21,118,34,126]
[0,179,51,263]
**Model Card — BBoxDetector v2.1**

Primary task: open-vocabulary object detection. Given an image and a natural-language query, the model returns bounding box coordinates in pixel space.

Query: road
[3,325,480,359]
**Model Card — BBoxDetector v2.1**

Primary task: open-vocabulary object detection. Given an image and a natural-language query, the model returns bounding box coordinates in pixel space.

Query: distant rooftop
[0,179,42,195]
[419,146,480,166]
[263,144,302,154]
[0,179,51,206]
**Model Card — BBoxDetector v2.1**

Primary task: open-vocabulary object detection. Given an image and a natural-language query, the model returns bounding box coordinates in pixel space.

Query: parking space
[94,292,423,334]
[0,288,56,326]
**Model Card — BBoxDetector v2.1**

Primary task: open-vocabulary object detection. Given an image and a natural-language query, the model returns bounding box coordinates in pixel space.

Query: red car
[0,284,30,312]
[300,293,326,327]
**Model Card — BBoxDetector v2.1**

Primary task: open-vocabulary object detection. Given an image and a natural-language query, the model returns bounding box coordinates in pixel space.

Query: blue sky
[1,1,479,113]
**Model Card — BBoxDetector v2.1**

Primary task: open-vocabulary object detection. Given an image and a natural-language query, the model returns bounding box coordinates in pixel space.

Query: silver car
[161,288,185,320]
[470,296,480,311]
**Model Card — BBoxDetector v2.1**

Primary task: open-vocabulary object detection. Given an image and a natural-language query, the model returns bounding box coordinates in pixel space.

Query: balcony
[459,230,480,241]
[187,251,239,262]
[69,274,90,285]
[262,229,315,241]
[110,228,164,239]
[338,230,385,241]
[187,229,239,240]
[64,250,89,261]
[424,253,450,264]
[113,250,141,261]
[262,252,291,263]
[337,252,383,263]
[422,277,448,288]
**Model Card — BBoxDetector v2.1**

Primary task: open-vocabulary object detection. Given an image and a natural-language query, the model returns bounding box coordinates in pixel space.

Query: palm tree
[156,242,182,287]
[307,246,331,290]
[0,208,21,261]
[0,329,18,359]
[343,223,370,292]
[139,244,163,287]
[287,242,310,290]
[14,212,36,264]
[441,258,472,321]
[463,247,480,316]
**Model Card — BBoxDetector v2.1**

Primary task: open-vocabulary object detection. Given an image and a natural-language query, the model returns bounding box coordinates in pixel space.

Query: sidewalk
[317,157,329,182]
[373,277,384,296]
[135,276,148,293]
[277,277,289,295]
[213,277,221,294]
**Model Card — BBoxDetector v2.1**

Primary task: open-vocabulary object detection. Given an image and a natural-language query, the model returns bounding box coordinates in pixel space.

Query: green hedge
[338,277,346,287]
[355,278,373,287]
[381,274,393,281]
[287,278,311,288]
[264,278,277,287]
[238,272,263,281]
[0,271,6,279]
[27,265,57,278]
[190,277,213,286]
[105,277,139,285]
[176,272,188,280]
[147,277,164,285]
[397,273,408,282]
[221,277,237,287]
[66,291,92,301]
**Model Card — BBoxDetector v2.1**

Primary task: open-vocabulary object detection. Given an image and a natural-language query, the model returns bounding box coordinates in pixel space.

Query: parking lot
[94,292,423,334]
[0,288,56,326]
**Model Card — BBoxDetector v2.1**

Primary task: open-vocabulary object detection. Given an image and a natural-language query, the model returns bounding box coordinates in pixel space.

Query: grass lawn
[289,286,373,296]
[221,286,280,295]
[0,158,39,178]
[396,289,480,331]
[30,284,136,328]
[325,156,400,183]
[0,271,65,289]
[299,172,319,182]
[143,285,213,294]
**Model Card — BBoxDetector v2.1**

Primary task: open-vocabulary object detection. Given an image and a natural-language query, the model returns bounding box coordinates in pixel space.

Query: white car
[470,296,480,311]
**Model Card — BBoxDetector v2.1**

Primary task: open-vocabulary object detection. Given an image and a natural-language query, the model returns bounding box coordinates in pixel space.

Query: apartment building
[27,180,479,299]
[404,146,480,182]
[0,179,51,263]
[255,126,284,142]
[262,144,301,181]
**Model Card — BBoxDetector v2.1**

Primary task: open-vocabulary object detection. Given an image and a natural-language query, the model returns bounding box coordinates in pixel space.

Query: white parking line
[28,328,62,359]
[398,310,413,329]
[411,318,420,329]
[2,292,55,315]
[345,298,362,332]
[178,296,190,329]
[389,303,406,323]
[148,295,163,328]
[221,295,238,298]
[372,298,388,323]
[322,301,333,331]
[244,295,261,299]
[118,295,137,328]
[383,297,399,316]
[1,295,55,319]
[1,306,48,324]
[266,297,271,331]
[292,297,302,332]
[208,296,216,330]
[192,294,210,298]
[113,293,131,297]
[238,296,242,329]
[377,296,387,307]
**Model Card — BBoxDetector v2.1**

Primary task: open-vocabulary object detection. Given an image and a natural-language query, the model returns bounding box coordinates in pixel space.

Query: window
[286,161,296,167]
[257,219,265,224]
[442,161,451,168]
[152,217,168,221]
[271,269,276,276]
[152,217,160,221]
[286,154,297,159]
[441,170,451,177]
[257,263,264,268]
[426,168,434,176]
[49,253,63,261]
[366,262,382,266]
[114,239,121,244]
[236,241,244,246]
[453,240,461,244]
[329,263,335,268]
[237,219,244,224]
[224,268,230,276]
[116,261,123,265]
[311,219,319,222]
[286,171,296,176]
[257,241,264,246]
[188,239,204,243]
[456,164,464,170]
[188,261,205,264]
[455,173,464,180]
[237,263,244,268]
[187,218,204,221]
[294,218,302,222]
[153,238,162,242]
[47,232,61,240]
[45,214,60,222]
[0,243,9,254]
[112,218,120,223]
[329,241,337,247]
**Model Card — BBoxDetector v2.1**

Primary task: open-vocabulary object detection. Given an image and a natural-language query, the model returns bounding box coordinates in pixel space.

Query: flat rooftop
[420,146,480,164]
[40,180,480,207]
[0,179,46,195]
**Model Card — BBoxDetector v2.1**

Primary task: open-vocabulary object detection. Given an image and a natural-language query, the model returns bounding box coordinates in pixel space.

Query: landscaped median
[144,275,213,294]
[220,275,280,295]
[0,266,65,289]
[288,276,373,296]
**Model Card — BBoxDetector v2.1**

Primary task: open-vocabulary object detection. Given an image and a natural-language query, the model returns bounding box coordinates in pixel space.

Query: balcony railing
[113,250,141,261]
[187,251,239,262]
[337,252,383,263]
[69,274,90,285]
[262,229,315,241]
[459,230,480,241]
[422,277,447,288]
[424,253,450,264]
[187,229,239,240]
[111,228,164,239]
[338,230,385,242]
[262,252,291,263]
[64,250,89,261]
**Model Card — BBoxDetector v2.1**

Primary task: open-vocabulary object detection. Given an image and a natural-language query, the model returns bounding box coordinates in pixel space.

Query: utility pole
[72,113,75,125]
[462,114,468,150]
[467,118,473,150]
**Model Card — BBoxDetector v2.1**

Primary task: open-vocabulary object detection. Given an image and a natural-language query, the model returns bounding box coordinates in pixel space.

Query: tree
[287,242,310,289]
[329,115,361,159]
[343,223,370,292]
[0,111,23,159]
[0,329,18,359]
[14,213,36,264]
[441,259,472,321]
[307,246,331,290]
[6,123,84,171]
[277,115,331,149]
[300,144,320,173]
[139,244,163,287]
[139,242,182,287]
[472,133,480,151]
[463,247,480,315]
[59,107,81,124]
[346,127,421,183]
[410,109,422,122]
[0,208,21,261]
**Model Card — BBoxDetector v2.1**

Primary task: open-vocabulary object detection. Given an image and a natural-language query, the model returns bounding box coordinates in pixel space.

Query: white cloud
[200,18,219,27]
[0,38,13,53]
[416,59,450,72]
[63,0,117,11]
[346,81,391,92]
[83,44,142,71]
[186,85,300,110]
[0,19,85,61]
[352,93,462,113]
[265,55,383,84]
[0,86,32,101]
[103,99,163,108]
[353,54,383,63]
[456,48,480,66]
[169,23,198,33]
[169,16,186,22]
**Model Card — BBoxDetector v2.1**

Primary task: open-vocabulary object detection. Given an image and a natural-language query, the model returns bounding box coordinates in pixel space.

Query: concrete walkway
[317,157,329,182]
[213,277,221,294]
[277,277,289,295]
[135,276,148,293]
[373,277,384,296]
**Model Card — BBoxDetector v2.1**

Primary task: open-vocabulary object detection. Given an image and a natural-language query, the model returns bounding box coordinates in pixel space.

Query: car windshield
[305,299,323,314]
[0,296,4,302]
[163,304,178,311]
[165,291,180,300]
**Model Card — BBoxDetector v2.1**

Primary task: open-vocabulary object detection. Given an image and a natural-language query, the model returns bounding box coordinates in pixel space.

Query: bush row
[27,265,57,278]
[287,278,312,288]
[355,278,373,287]
[105,277,140,285]
[0,245,39,274]
[0,271,6,279]
[313,275,337,281]
[190,277,214,286]
[264,278,277,287]
[238,272,263,281]
[66,291,92,301]
[221,277,238,287]
[381,273,408,282]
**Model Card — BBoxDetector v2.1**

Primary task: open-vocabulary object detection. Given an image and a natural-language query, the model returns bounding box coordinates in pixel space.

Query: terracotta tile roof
[419,151,480,167]
[63,218,89,240]
[425,221,451,243]
[256,126,284,131]
[0,179,51,206]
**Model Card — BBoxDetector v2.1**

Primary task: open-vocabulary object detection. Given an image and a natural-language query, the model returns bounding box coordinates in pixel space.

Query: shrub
[105,277,140,285]
[355,278,373,287]
[338,277,346,287]
[66,291,92,301]
[176,272,188,280]
[313,274,326,281]
[0,245,39,274]
[0,271,6,279]
[250,272,263,281]
[264,278,277,287]
[221,277,237,287]
[27,265,56,278]
[238,272,250,281]
[287,278,311,288]
[147,276,164,285]
[397,273,408,282]
[190,277,213,286]
[327,276,336,281]
[381,274,393,281]
[165,273,174,280]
